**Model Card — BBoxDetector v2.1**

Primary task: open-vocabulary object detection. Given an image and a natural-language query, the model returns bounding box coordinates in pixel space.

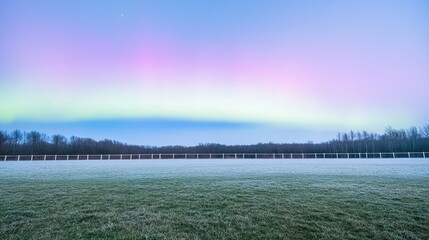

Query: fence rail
[0,152,428,161]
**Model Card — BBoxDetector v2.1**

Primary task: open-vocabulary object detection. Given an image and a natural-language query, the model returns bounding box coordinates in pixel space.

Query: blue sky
[1,0,428,145]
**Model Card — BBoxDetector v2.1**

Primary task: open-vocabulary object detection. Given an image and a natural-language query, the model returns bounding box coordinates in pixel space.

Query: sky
[0,0,428,146]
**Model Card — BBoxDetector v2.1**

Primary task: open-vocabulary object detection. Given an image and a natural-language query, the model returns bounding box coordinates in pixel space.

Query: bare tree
[0,131,9,154]
[9,130,23,154]
[0,124,428,155]
[406,126,420,151]
[51,134,67,154]
[407,126,420,139]
[342,133,349,153]
[420,124,429,138]
[26,131,49,154]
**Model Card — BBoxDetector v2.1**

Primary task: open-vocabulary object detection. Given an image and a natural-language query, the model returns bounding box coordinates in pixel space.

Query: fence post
[210,153,212,159]
[31,155,33,161]
[55,155,57,161]
[408,152,411,158]
[347,153,349,159]
[18,155,20,161]
[44,155,46,161]
[67,155,69,161]
[302,153,304,158]
[336,153,338,158]
[222,154,225,159]
[254,153,257,159]
[393,153,395,158]
[424,152,426,158]
[87,154,89,160]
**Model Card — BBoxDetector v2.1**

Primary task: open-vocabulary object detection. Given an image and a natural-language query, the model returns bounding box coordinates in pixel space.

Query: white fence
[0,152,428,161]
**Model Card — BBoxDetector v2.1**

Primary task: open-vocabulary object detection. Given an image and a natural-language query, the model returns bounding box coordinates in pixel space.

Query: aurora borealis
[1,1,428,145]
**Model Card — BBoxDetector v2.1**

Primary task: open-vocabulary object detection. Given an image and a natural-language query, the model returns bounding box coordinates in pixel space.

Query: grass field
[1,160,428,239]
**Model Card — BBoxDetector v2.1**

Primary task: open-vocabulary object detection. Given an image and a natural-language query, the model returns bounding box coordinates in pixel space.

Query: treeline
[0,124,428,155]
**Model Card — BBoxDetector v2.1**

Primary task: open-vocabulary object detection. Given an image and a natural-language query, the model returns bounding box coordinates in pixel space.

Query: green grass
[1,175,428,239]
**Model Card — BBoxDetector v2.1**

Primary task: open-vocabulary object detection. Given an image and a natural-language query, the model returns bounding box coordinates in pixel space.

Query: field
[1,159,428,239]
